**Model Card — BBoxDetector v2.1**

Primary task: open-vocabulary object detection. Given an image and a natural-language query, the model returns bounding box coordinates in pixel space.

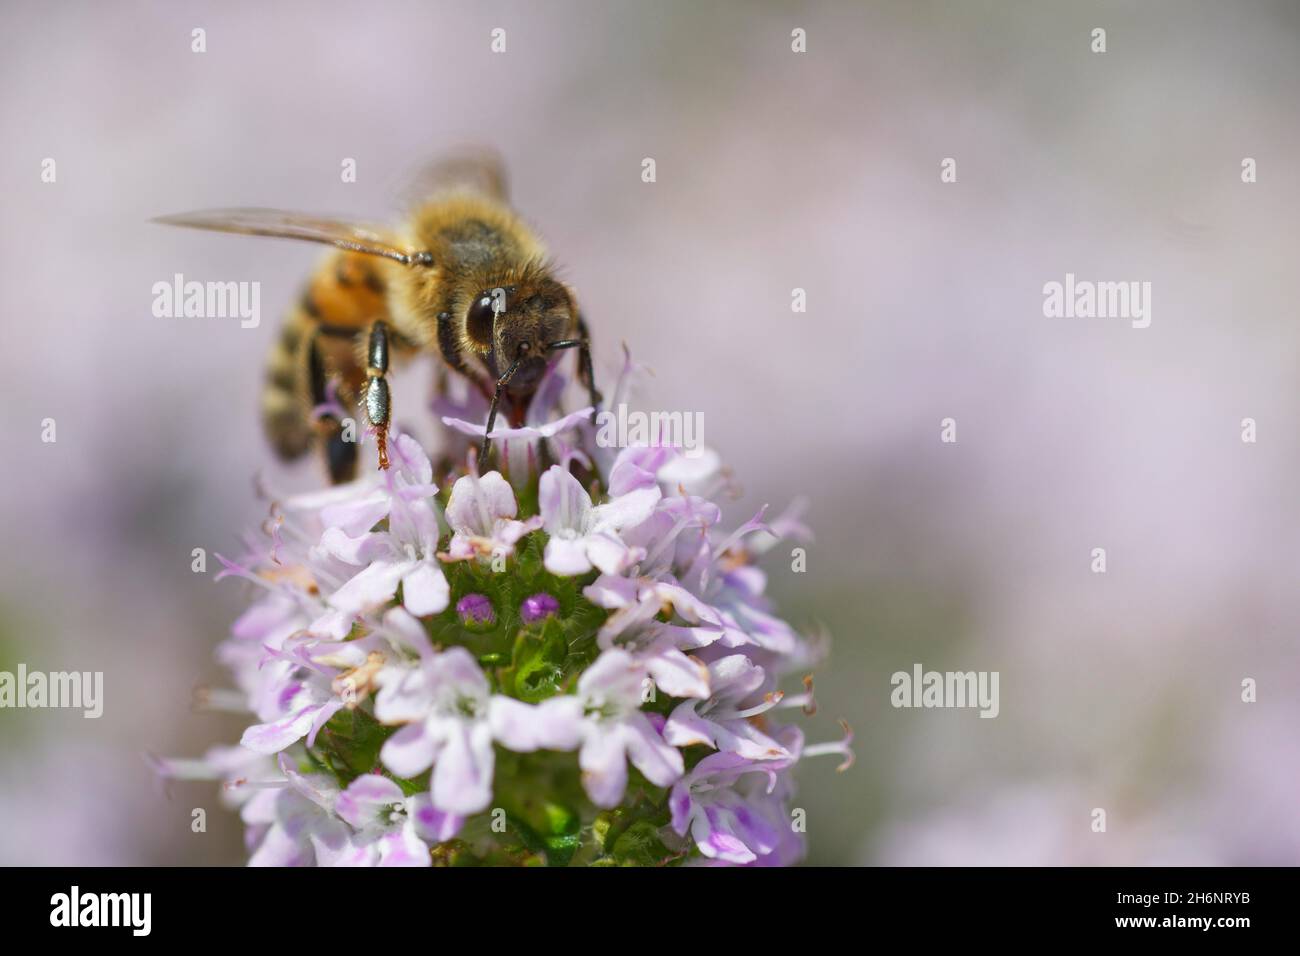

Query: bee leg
[307,332,358,484]
[576,314,601,420]
[547,315,601,420]
[363,321,392,470]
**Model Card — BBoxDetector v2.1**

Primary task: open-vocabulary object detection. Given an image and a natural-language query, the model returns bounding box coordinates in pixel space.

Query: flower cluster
[155,359,851,866]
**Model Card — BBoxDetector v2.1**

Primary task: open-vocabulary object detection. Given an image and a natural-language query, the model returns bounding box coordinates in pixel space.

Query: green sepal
[504,616,569,701]
[313,705,391,781]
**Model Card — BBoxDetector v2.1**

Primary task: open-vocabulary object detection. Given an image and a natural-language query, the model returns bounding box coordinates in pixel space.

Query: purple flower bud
[520,592,560,623]
[456,593,495,626]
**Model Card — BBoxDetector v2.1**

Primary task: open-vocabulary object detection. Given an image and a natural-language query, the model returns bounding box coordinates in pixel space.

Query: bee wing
[399,148,509,206]
[152,208,431,265]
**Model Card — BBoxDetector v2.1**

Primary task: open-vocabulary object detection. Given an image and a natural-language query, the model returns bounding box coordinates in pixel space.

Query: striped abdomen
[261,251,391,474]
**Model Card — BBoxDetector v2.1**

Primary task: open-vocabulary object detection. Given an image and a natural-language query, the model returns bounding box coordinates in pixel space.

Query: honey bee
[154,151,599,483]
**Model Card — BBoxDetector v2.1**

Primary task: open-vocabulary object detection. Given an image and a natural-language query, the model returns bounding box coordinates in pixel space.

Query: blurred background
[1,0,1298,865]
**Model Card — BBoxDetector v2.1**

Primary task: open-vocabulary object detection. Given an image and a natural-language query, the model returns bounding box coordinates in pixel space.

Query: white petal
[543,535,593,577]
[401,561,450,616]
[319,526,392,566]
[584,532,641,576]
[591,486,660,533]
[488,696,541,751]
[307,608,354,640]
[446,471,518,535]
[374,665,435,724]
[646,649,711,699]
[577,648,646,705]
[328,559,411,614]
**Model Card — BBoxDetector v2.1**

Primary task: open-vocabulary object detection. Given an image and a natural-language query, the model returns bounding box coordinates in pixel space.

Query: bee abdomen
[261,308,315,461]
[259,251,393,468]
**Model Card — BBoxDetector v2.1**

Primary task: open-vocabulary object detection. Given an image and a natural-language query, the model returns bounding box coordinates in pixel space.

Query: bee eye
[466,295,495,346]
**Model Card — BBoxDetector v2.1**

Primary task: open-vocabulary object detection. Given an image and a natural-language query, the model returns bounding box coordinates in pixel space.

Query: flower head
[157,356,846,866]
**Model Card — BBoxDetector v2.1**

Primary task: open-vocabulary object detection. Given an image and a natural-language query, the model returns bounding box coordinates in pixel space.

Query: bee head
[465,275,575,393]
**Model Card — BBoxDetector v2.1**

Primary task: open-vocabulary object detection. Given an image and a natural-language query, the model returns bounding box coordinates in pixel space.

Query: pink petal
[431,719,494,816]
[431,647,491,696]
[669,783,693,835]
[663,702,716,749]
[533,696,585,750]
[579,729,629,809]
[488,695,544,751]
[249,822,313,867]
[389,432,434,486]
[623,712,685,787]
[494,515,542,547]
[306,700,345,747]
[577,649,645,704]
[692,815,756,864]
[582,574,641,610]
[409,793,464,842]
[240,704,318,754]
[381,607,433,659]
[336,774,405,829]
[712,720,790,761]
[308,818,363,866]
[539,465,593,535]
[380,721,439,778]
[375,827,431,867]
[607,445,674,496]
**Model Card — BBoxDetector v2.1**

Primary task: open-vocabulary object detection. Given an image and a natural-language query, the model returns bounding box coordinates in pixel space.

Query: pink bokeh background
[1,0,1297,864]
